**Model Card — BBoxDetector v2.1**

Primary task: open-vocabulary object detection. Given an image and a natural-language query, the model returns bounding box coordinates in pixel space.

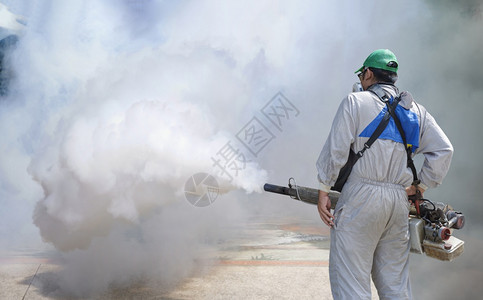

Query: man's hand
[318,190,334,228]
[406,185,425,198]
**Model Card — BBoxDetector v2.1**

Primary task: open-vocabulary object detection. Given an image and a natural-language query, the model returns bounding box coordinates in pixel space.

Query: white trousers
[329,179,412,300]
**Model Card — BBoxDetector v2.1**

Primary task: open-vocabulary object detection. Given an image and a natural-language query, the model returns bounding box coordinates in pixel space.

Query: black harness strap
[356,92,400,159]
[332,84,421,192]
[331,85,399,192]
[386,100,420,185]
[370,84,420,186]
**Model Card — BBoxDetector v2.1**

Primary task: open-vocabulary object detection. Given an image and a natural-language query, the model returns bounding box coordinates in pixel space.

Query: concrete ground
[0,218,378,299]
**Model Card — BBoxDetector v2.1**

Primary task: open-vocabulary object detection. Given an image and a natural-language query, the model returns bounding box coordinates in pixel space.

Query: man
[316,49,453,299]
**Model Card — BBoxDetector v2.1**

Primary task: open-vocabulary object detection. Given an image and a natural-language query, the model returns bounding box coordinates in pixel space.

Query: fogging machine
[263,178,465,262]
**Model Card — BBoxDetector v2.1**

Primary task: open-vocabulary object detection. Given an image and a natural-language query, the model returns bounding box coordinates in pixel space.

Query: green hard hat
[355,49,398,73]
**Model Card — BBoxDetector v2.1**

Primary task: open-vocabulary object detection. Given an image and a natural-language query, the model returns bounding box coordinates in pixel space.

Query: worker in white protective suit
[316,49,453,299]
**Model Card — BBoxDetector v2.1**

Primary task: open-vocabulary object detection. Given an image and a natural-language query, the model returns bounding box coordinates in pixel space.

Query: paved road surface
[0,217,378,299]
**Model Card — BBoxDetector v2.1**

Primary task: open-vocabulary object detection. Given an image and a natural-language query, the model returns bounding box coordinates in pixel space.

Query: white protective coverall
[316,84,453,299]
